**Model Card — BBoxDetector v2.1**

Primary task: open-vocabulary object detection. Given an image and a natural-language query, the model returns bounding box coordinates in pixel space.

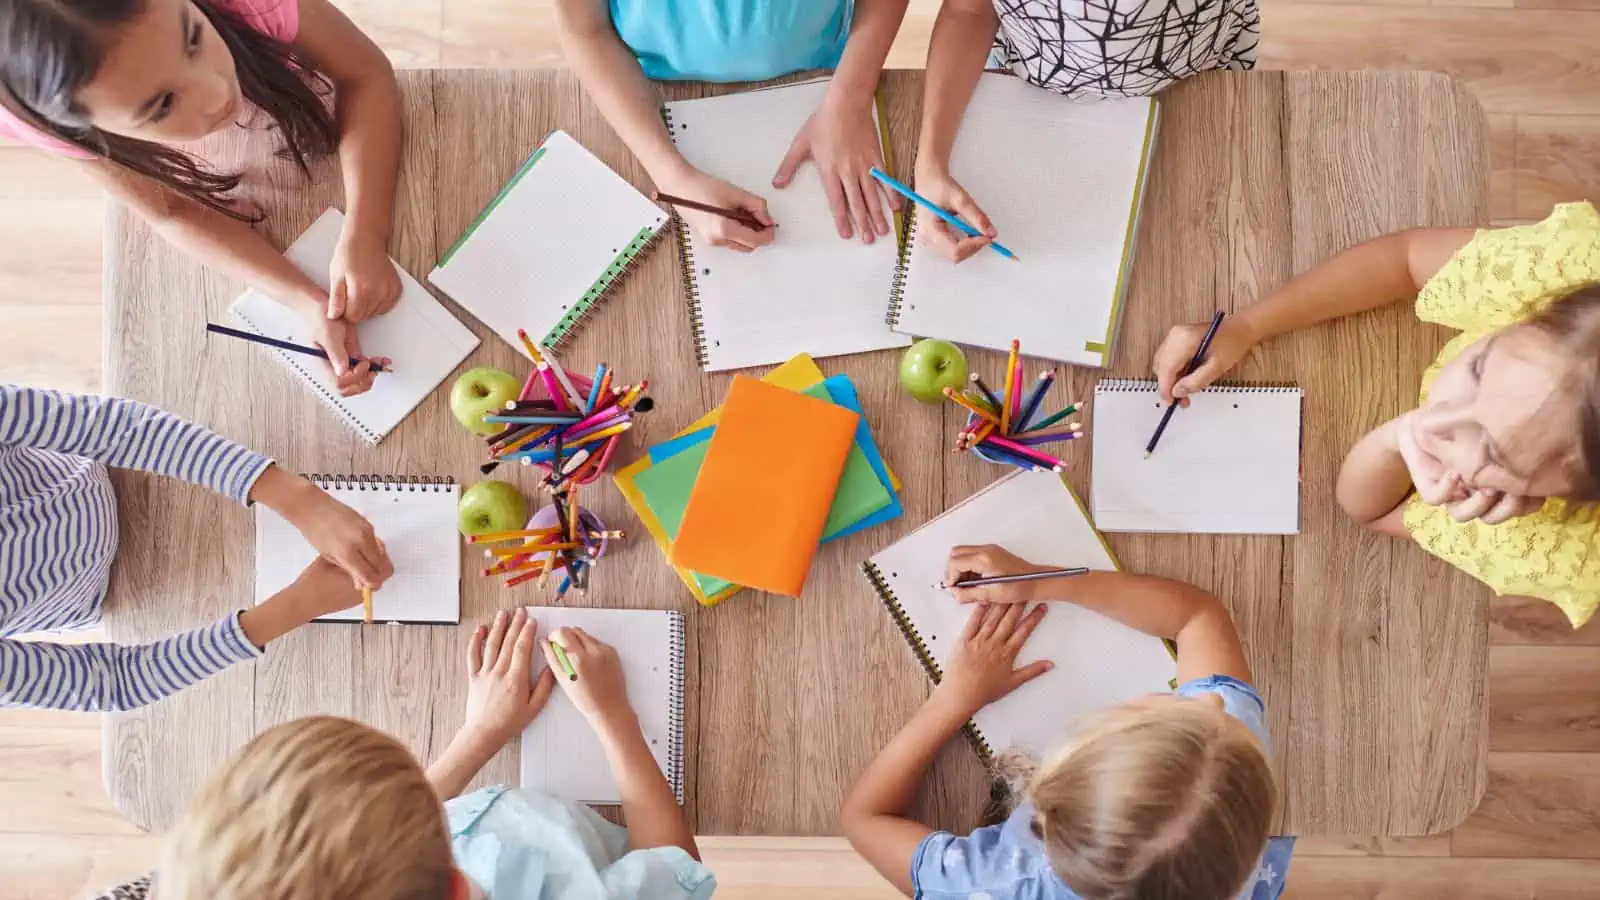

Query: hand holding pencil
[898,166,1003,263]
[653,169,775,253]
[944,544,1082,605]
[543,627,633,730]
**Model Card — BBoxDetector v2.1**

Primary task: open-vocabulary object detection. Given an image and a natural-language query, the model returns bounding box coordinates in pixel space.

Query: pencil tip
[1143,451,1152,460]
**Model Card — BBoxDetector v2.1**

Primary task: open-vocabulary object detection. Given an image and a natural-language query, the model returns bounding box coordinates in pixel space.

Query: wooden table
[102,69,1490,837]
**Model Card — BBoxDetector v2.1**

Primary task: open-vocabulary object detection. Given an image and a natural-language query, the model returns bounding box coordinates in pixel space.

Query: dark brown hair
[0,0,337,219]
[1526,283,1600,501]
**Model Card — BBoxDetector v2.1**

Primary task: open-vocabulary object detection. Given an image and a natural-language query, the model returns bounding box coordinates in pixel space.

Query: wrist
[446,726,508,765]
[645,154,697,192]
[927,683,982,723]
[591,707,642,745]
[238,590,314,647]
[249,466,319,518]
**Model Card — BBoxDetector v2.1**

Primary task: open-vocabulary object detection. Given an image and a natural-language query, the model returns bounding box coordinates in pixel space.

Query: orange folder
[670,375,859,596]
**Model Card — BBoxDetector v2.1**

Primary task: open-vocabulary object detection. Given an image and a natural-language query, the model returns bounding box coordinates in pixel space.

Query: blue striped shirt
[0,385,273,711]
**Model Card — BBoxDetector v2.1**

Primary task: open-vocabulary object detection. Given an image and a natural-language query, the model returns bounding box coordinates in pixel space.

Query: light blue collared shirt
[611,0,853,82]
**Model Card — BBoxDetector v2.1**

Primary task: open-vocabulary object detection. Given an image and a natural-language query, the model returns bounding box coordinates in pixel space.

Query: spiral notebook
[1091,380,1302,534]
[519,607,686,805]
[663,79,910,371]
[429,130,669,356]
[231,209,481,444]
[861,470,1175,762]
[888,74,1159,367]
[253,476,461,624]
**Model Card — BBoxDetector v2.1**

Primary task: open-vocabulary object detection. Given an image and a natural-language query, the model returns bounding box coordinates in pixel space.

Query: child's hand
[543,627,634,732]
[462,610,558,749]
[657,167,776,253]
[935,602,1053,715]
[1446,487,1542,524]
[944,544,1051,604]
[1152,316,1259,405]
[1393,412,1461,506]
[298,309,391,398]
[328,229,402,323]
[773,96,897,244]
[284,556,368,619]
[261,473,393,589]
[911,165,994,263]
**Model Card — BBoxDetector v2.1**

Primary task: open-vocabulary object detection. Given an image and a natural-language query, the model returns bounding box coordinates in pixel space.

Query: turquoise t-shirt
[611,0,853,82]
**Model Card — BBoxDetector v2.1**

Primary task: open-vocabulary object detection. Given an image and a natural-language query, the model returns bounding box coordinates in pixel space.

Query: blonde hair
[158,716,455,900]
[1024,697,1277,900]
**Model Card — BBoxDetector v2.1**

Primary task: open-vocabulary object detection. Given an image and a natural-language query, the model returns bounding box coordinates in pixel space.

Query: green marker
[550,640,578,681]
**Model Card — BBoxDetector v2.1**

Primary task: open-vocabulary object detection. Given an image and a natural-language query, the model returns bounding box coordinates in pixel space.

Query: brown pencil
[652,191,770,231]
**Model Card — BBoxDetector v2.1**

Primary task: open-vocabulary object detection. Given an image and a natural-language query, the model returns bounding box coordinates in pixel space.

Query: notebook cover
[670,376,859,595]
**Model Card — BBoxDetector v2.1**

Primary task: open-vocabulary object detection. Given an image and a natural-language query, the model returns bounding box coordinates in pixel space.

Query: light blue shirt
[911,676,1295,900]
[448,786,716,900]
[611,0,853,82]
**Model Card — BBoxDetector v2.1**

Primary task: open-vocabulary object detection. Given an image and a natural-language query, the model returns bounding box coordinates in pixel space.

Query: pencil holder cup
[528,504,611,560]
[963,411,1009,466]
[512,366,630,486]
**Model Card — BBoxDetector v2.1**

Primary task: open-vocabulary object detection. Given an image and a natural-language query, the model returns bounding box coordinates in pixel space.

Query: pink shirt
[0,0,301,158]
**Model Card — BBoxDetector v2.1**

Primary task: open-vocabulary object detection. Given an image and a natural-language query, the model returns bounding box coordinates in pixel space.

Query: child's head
[0,0,336,214]
[159,715,460,900]
[1416,284,1600,502]
[1024,695,1276,900]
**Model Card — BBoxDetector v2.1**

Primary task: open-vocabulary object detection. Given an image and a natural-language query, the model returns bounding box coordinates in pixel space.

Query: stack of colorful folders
[615,354,903,605]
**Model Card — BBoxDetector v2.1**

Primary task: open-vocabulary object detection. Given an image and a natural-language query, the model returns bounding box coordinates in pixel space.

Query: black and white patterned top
[88,875,151,900]
[990,0,1260,98]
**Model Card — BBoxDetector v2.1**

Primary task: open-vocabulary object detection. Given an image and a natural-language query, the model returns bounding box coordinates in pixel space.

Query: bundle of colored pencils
[945,339,1084,473]
[470,500,620,596]
[482,329,651,488]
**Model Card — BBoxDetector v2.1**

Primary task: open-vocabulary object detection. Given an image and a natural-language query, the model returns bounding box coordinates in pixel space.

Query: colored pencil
[594,369,614,412]
[467,528,561,543]
[538,364,567,411]
[981,434,1066,470]
[977,444,1046,472]
[943,386,1001,424]
[488,541,582,558]
[942,567,1091,589]
[518,367,542,401]
[1008,430,1084,447]
[505,568,544,588]
[584,363,606,414]
[1008,348,1024,430]
[361,587,373,624]
[1016,422,1082,440]
[1013,371,1055,432]
[483,414,583,426]
[505,399,559,411]
[549,640,579,680]
[515,328,547,365]
[652,190,769,231]
[1000,339,1019,433]
[866,168,1018,261]
[617,380,650,410]
[542,346,586,410]
[1146,311,1225,458]
[969,374,1003,412]
[1025,403,1080,433]
[206,323,387,373]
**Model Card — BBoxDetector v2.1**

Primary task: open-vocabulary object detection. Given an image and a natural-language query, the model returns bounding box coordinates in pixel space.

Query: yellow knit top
[1403,202,1600,628]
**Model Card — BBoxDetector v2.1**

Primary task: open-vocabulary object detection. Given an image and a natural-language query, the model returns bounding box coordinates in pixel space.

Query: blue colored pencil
[584,363,606,414]
[867,168,1018,261]
[1012,371,1055,432]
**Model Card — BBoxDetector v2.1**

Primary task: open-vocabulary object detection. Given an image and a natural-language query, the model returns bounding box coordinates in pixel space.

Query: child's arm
[90,167,383,397]
[0,558,360,711]
[545,627,701,859]
[553,0,774,253]
[842,603,1052,895]
[427,610,558,799]
[945,546,1252,685]
[291,0,405,322]
[909,0,1001,262]
[773,0,910,242]
[1153,226,1478,404]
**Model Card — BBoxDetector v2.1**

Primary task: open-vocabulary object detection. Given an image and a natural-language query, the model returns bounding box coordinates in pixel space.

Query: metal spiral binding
[885,206,920,329]
[661,104,710,368]
[861,562,995,766]
[305,474,457,493]
[1096,378,1299,394]
[666,611,687,805]
[546,223,668,353]
[231,312,382,445]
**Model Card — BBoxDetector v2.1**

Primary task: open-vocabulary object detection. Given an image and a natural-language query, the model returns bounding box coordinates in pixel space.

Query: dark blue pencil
[206,323,386,373]
[1012,371,1055,432]
[1145,311,1225,457]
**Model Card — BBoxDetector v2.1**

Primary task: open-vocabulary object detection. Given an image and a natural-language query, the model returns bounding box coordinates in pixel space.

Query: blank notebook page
[254,480,461,623]
[428,130,668,357]
[867,470,1174,757]
[1091,380,1302,534]
[894,74,1157,367]
[664,80,909,371]
[231,209,480,444]
[519,608,684,805]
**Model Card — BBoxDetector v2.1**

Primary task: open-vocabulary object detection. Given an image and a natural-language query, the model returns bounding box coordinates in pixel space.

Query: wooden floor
[4,1,1600,897]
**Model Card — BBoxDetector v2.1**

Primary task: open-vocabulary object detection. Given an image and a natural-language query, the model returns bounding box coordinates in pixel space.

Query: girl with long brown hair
[0,0,403,396]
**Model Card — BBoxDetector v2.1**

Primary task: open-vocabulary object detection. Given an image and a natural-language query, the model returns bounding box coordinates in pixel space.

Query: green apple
[450,366,522,436]
[899,339,969,404]
[458,480,528,537]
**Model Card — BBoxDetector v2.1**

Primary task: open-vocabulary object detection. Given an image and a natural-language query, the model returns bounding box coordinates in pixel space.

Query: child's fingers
[976,601,1006,639]
[842,176,875,244]
[961,602,989,640]
[1009,659,1055,691]
[772,134,810,188]
[528,666,557,713]
[952,234,993,264]
[327,279,348,320]
[949,195,995,238]
[508,617,537,678]
[494,610,527,672]
[822,175,853,239]
[1005,604,1049,651]
[467,624,487,674]
[483,610,512,666]
[539,634,563,676]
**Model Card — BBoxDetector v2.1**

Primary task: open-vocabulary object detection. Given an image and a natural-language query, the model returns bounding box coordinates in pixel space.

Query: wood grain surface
[100,68,1488,837]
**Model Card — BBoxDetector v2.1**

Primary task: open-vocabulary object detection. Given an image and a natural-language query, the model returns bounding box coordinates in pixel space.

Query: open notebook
[519,607,686,805]
[862,470,1175,761]
[889,74,1159,367]
[663,79,910,371]
[1091,380,1302,534]
[429,130,670,356]
[254,476,461,623]
[231,209,480,444]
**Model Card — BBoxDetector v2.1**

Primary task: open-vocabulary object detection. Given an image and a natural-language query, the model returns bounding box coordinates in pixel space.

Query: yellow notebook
[670,376,859,597]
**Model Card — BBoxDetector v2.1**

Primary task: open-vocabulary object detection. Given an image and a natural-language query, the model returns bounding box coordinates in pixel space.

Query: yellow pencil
[1001,338,1019,434]
[467,527,561,544]
[515,328,547,365]
[568,421,632,449]
[361,586,373,624]
[487,541,582,558]
[942,386,1001,425]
